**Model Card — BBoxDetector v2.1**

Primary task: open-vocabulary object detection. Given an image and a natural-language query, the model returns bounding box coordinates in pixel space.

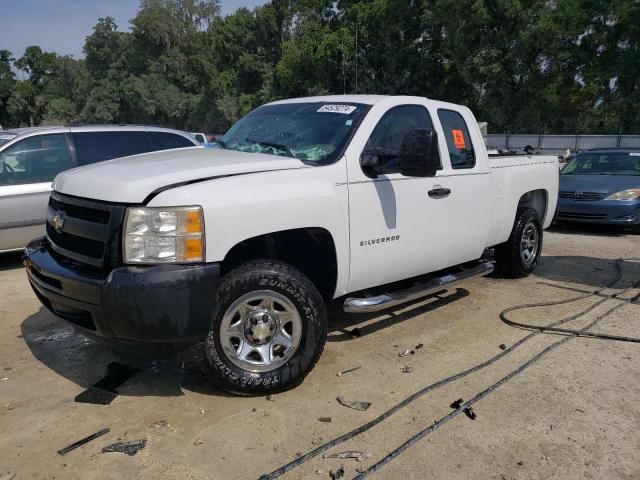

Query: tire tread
[495,207,542,278]
[204,259,327,395]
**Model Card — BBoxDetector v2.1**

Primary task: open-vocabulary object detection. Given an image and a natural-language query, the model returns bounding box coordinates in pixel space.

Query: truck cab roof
[268,95,389,106]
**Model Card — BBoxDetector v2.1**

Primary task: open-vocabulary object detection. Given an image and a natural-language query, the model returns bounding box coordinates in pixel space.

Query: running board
[343,261,494,313]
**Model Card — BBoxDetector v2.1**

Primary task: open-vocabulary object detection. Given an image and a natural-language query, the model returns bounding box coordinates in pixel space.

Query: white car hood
[52,147,308,203]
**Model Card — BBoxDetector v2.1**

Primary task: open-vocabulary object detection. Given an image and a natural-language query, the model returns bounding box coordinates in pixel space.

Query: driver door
[346,104,451,293]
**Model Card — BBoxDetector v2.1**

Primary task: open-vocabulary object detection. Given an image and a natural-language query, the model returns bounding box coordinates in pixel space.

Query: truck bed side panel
[487,156,559,247]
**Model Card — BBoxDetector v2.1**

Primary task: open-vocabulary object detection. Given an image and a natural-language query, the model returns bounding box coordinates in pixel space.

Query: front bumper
[24,237,220,345]
[556,198,640,225]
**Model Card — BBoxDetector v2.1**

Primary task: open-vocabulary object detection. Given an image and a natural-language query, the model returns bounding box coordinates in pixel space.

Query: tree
[84,17,129,80]
[79,80,120,123]
[1,0,637,134]
[575,0,640,133]
[0,50,16,127]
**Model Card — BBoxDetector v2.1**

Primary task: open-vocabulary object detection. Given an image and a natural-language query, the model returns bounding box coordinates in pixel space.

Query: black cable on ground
[353,281,640,479]
[258,260,630,480]
[500,259,640,342]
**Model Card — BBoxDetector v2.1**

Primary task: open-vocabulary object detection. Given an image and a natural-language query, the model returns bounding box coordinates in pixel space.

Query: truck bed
[488,154,558,169]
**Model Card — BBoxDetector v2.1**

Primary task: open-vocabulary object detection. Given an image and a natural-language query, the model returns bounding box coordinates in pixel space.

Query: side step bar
[343,261,494,313]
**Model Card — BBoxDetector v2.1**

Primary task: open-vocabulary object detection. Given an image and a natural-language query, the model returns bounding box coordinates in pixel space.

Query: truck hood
[52,147,308,203]
[559,173,640,196]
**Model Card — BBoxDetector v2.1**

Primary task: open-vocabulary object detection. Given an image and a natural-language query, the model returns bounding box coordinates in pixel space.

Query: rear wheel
[204,260,327,395]
[495,207,543,278]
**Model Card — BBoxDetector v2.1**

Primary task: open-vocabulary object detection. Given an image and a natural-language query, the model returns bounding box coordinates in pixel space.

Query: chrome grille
[559,191,606,201]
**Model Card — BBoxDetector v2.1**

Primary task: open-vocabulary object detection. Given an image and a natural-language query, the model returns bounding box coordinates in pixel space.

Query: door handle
[428,187,451,198]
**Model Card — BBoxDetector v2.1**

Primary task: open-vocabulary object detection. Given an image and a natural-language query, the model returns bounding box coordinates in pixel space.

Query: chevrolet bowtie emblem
[51,213,65,233]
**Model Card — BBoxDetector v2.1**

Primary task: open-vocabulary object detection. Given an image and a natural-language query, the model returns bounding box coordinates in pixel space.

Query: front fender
[148,162,351,296]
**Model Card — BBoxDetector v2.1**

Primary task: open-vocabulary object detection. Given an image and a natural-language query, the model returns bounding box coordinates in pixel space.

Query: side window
[364,105,437,175]
[148,132,195,150]
[73,131,152,166]
[437,109,475,169]
[0,134,72,186]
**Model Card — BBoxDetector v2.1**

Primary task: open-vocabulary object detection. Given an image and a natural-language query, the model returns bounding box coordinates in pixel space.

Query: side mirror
[359,147,394,178]
[360,151,383,169]
[399,129,439,177]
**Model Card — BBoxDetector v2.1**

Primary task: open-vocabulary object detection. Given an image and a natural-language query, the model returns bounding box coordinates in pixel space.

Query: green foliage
[42,97,77,124]
[0,50,16,127]
[79,80,121,123]
[2,0,639,134]
[84,17,130,80]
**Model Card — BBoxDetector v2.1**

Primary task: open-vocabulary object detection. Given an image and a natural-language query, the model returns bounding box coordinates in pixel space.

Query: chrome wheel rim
[219,290,302,373]
[520,221,539,266]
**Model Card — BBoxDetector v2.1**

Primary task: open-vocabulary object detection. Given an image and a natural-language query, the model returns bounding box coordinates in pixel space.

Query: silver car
[0,125,199,253]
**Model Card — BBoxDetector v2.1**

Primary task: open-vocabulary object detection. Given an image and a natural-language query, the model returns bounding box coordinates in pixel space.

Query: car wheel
[495,207,543,278]
[204,259,327,395]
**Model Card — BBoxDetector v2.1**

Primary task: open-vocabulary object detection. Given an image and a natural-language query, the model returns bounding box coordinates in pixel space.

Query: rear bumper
[24,237,220,345]
[556,198,640,225]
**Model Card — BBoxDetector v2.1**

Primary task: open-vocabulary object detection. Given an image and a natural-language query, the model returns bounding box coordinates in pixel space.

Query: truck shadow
[20,289,471,398]
[0,251,24,272]
[326,288,470,342]
[20,308,233,398]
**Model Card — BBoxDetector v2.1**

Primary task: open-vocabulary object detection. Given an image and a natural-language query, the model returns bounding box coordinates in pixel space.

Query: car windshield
[0,133,17,147]
[217,102,369,164]
[561,152,640,176]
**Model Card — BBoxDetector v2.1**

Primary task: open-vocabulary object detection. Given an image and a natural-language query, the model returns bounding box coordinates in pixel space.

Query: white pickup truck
[24,95,558,394]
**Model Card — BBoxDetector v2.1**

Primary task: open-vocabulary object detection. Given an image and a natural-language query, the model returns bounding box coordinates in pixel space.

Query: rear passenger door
[432,108,492,267]
[71,131,152,166]
[148,131,197,150]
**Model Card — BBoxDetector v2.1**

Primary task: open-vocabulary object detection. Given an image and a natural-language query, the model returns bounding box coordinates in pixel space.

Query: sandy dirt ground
[0,225,639,480]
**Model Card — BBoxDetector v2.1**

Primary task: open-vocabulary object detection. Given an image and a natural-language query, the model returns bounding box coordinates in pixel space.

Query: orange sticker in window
[452,129,466,149]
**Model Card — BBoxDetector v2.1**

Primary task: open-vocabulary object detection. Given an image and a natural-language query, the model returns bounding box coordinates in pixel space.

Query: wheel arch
[518,189,549,224]
[490,188,551,248]
[220,227,339,299]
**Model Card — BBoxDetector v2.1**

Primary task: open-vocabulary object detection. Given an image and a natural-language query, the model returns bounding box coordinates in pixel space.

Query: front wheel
[495,207,543,278]
[204,260,327,395]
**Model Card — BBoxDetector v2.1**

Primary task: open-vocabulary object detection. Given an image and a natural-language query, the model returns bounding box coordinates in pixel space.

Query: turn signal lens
[124,206,205,264]
[185,209,203,233]
[184,238,204,261]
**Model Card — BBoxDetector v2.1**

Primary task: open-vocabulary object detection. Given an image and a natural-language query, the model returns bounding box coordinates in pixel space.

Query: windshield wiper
[215,139,228,149]
[245,137,294,158]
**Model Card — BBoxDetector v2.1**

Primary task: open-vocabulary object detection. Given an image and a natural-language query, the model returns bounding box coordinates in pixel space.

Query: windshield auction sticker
[317,104,357,114]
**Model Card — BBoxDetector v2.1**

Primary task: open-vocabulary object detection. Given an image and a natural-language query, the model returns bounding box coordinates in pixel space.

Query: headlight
[124,206,205,264]
[604,189,640,201]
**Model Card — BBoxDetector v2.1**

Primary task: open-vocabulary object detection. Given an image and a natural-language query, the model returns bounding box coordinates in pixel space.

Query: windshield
[217,102,369,164]
[0,133,17,147]
[561,152,640,176]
